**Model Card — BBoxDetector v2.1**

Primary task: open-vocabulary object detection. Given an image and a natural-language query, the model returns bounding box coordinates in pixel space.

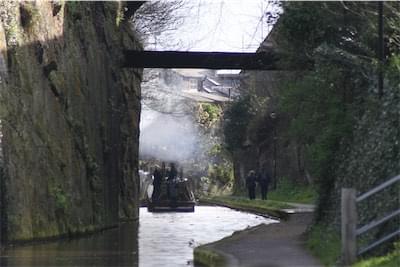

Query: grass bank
[353,245,400,267]
[268,177,317,204]
[307,224,399,267]
[306,224,341,266]
[193,246,227,267]
[201,196,291,220]
[232,177,317,204]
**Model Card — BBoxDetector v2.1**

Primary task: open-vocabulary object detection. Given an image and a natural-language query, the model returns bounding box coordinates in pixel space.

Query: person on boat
[246,170,257,200]
[152,165,162,201]
[161,162,166,179]
[167,163,178,201]
[167,163,178,181]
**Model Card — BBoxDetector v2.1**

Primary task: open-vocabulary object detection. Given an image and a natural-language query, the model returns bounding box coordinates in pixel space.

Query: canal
[0,206,277,267]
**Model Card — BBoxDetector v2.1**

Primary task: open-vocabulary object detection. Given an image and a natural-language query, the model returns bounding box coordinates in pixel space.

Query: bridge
[123,50,311,70]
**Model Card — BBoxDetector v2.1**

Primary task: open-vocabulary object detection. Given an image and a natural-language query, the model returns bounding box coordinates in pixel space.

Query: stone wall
[0,1,141,243]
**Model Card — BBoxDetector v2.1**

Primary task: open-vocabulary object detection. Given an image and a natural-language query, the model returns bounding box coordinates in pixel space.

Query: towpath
[196,205,322,267]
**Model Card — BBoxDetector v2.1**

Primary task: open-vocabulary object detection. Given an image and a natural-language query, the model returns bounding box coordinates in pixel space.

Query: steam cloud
[140,111,200,162]
[139,69,202,163]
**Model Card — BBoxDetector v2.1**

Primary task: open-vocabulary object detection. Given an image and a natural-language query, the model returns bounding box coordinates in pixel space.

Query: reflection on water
[140,206,275,267]
[0,222,139,267]
[0,206,277,267]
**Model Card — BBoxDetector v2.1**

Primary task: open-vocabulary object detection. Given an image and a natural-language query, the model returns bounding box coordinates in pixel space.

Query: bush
[223,94,266,152]
[208,163,233,185]
[198,103,222,128]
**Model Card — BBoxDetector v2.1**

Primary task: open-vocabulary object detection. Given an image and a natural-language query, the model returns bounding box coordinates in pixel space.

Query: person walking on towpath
[257,168,271,200]
[246,170,257,200]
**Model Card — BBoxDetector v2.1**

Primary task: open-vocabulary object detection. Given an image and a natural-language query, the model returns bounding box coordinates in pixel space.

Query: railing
[341,174,400,265]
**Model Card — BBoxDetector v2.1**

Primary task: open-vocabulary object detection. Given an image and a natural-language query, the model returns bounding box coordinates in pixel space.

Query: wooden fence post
[341,188,357,265]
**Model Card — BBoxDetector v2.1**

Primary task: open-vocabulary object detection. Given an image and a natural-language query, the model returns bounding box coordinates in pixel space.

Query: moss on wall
[0,1,142,243]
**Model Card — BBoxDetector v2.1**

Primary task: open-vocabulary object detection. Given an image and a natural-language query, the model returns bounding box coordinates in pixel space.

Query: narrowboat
[146,178,195,212]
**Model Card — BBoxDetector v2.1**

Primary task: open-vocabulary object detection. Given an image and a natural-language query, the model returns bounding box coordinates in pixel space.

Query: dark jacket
[257,171,270,187]
[246,173,257,188]
[153,169,162,186]
[167,166,177,181]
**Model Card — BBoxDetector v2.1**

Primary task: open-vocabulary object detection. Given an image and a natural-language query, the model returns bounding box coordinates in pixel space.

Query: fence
[341,174,400,265]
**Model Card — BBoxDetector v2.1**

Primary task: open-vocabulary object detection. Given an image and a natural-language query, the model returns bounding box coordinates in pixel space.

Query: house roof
[173,69,210,78]
[216,69,241,75]
[206,77,221,86]
[182,89,231,103]
[202,86,214,93]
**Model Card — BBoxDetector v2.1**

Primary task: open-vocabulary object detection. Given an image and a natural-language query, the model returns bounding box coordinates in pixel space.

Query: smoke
[139,69,203,163]
[140,111,200,162]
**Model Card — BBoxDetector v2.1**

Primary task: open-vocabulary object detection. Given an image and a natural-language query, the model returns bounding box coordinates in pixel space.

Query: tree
[132,0,187,50]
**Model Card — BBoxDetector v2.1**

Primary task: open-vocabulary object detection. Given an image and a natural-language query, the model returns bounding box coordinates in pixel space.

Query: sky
[148,0,279,52]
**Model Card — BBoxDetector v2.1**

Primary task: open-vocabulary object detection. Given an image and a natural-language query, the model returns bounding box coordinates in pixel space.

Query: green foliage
[198,103,222,128]
[5,22,19,45]
[115,5,125,26]
[277,2,399,67]
[275,2,400,225]
[65,1,82,21]
[194,246,227,267]
[268,177,317,204]
[49,184,68,212]
[223,94,265,152]
[208,144,222,157]
[387,55,400,84]
[207,163,233,185]
[306,224,341,266]
[0,1,20,46]
[353,242,400,267]
[279,62,353,182]
[231,176,317,204]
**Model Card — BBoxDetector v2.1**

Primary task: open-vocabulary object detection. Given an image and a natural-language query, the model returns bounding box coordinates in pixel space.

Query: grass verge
[232,177,317,204]
[201,196,291,220]
[353,242,400,267]
[307,225,399,267]
[306,223,341,266]
[268,177,317,204]
[193,246,227,267]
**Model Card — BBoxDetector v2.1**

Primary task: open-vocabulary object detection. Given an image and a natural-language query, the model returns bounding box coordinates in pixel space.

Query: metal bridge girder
[122,50,295,70]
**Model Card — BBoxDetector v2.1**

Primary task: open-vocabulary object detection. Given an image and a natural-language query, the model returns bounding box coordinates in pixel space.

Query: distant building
[208,69,241,98]
[161,68,242,103]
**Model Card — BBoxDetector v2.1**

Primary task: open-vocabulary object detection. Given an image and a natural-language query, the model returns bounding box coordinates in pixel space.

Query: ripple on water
[0,206,277,267]
[139,206,277,267]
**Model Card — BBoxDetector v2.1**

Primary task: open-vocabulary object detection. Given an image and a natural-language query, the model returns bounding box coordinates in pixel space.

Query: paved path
[201,212,322,267]
[280,202,316,213]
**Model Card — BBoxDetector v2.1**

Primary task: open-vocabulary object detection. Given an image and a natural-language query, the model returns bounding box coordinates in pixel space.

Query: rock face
[0,1,141,243]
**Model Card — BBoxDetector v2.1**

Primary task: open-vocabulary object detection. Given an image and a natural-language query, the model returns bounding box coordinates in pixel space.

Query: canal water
[0,206,277,267]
